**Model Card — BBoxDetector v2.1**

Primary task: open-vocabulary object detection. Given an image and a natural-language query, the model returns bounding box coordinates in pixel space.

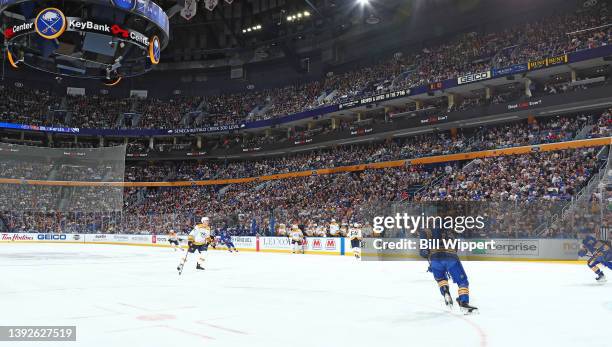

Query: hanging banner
[181,0,198,20]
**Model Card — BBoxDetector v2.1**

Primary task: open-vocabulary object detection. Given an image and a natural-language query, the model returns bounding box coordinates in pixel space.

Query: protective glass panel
[0,143,126,216]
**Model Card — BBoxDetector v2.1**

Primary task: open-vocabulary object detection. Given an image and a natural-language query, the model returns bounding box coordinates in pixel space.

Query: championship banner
[528,54,568,70]
[181,0,198,20]
[204,0,218,11]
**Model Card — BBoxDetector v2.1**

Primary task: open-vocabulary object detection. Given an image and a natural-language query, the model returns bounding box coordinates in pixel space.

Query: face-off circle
[1,0,169,83]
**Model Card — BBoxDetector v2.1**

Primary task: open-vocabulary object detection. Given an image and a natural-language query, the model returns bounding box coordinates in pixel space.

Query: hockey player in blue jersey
[219,230,238,252]
[578,235,611,283]
[420,227,478,314]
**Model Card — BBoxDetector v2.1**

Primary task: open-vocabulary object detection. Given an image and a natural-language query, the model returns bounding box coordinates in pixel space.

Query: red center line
[446,312,488,347]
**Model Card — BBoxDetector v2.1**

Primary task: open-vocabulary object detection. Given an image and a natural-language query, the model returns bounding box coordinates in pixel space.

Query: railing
[561,147,609,219]
[537,145,610,236]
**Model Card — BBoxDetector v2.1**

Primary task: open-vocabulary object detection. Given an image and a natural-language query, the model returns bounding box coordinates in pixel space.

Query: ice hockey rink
[0,243,609,347]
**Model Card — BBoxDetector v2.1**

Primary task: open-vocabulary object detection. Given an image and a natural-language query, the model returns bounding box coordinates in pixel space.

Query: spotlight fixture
[242,25,263,34]
[286,11,312,22]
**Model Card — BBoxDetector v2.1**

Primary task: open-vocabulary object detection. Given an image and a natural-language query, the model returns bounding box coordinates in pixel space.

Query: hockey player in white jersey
[167,229,181,252]
[315,223,326,237]
[328,219,340,237]
[290,225,304,254]
[348,222,363,259]
[340,220,349,237]
[177,216,212,273]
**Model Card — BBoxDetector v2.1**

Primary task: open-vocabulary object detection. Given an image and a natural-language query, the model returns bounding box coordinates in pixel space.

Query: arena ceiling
[159,0,421,65]
[156,0,570,70]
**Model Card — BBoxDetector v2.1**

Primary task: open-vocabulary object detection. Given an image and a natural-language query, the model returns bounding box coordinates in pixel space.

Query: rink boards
[0,233,346,255]
[0,233,588,262]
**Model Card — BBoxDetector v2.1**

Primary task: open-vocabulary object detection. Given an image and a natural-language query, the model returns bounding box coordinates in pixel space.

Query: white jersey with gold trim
[190,224,211,245]
[168,231,178,241]
[315,225,326,237]
[347,227,362,240]
[329,222,340,236]
[290,229,303,241]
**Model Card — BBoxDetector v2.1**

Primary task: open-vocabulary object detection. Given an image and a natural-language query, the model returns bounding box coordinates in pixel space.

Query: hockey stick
[177,245,190,275]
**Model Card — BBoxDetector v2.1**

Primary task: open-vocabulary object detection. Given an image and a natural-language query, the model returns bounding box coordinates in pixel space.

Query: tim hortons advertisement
[0,233,36,242]
[0,233,84,242]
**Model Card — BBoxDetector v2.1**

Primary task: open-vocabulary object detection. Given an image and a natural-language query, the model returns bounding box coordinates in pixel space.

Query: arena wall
[0,233,587,262]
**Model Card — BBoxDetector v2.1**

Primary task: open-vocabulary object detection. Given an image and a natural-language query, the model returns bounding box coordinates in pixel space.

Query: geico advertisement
[0,233,86,242]
[36,234,84,242]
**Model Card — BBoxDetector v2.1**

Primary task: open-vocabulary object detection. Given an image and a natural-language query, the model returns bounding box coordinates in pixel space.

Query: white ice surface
[0,243,610,347]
